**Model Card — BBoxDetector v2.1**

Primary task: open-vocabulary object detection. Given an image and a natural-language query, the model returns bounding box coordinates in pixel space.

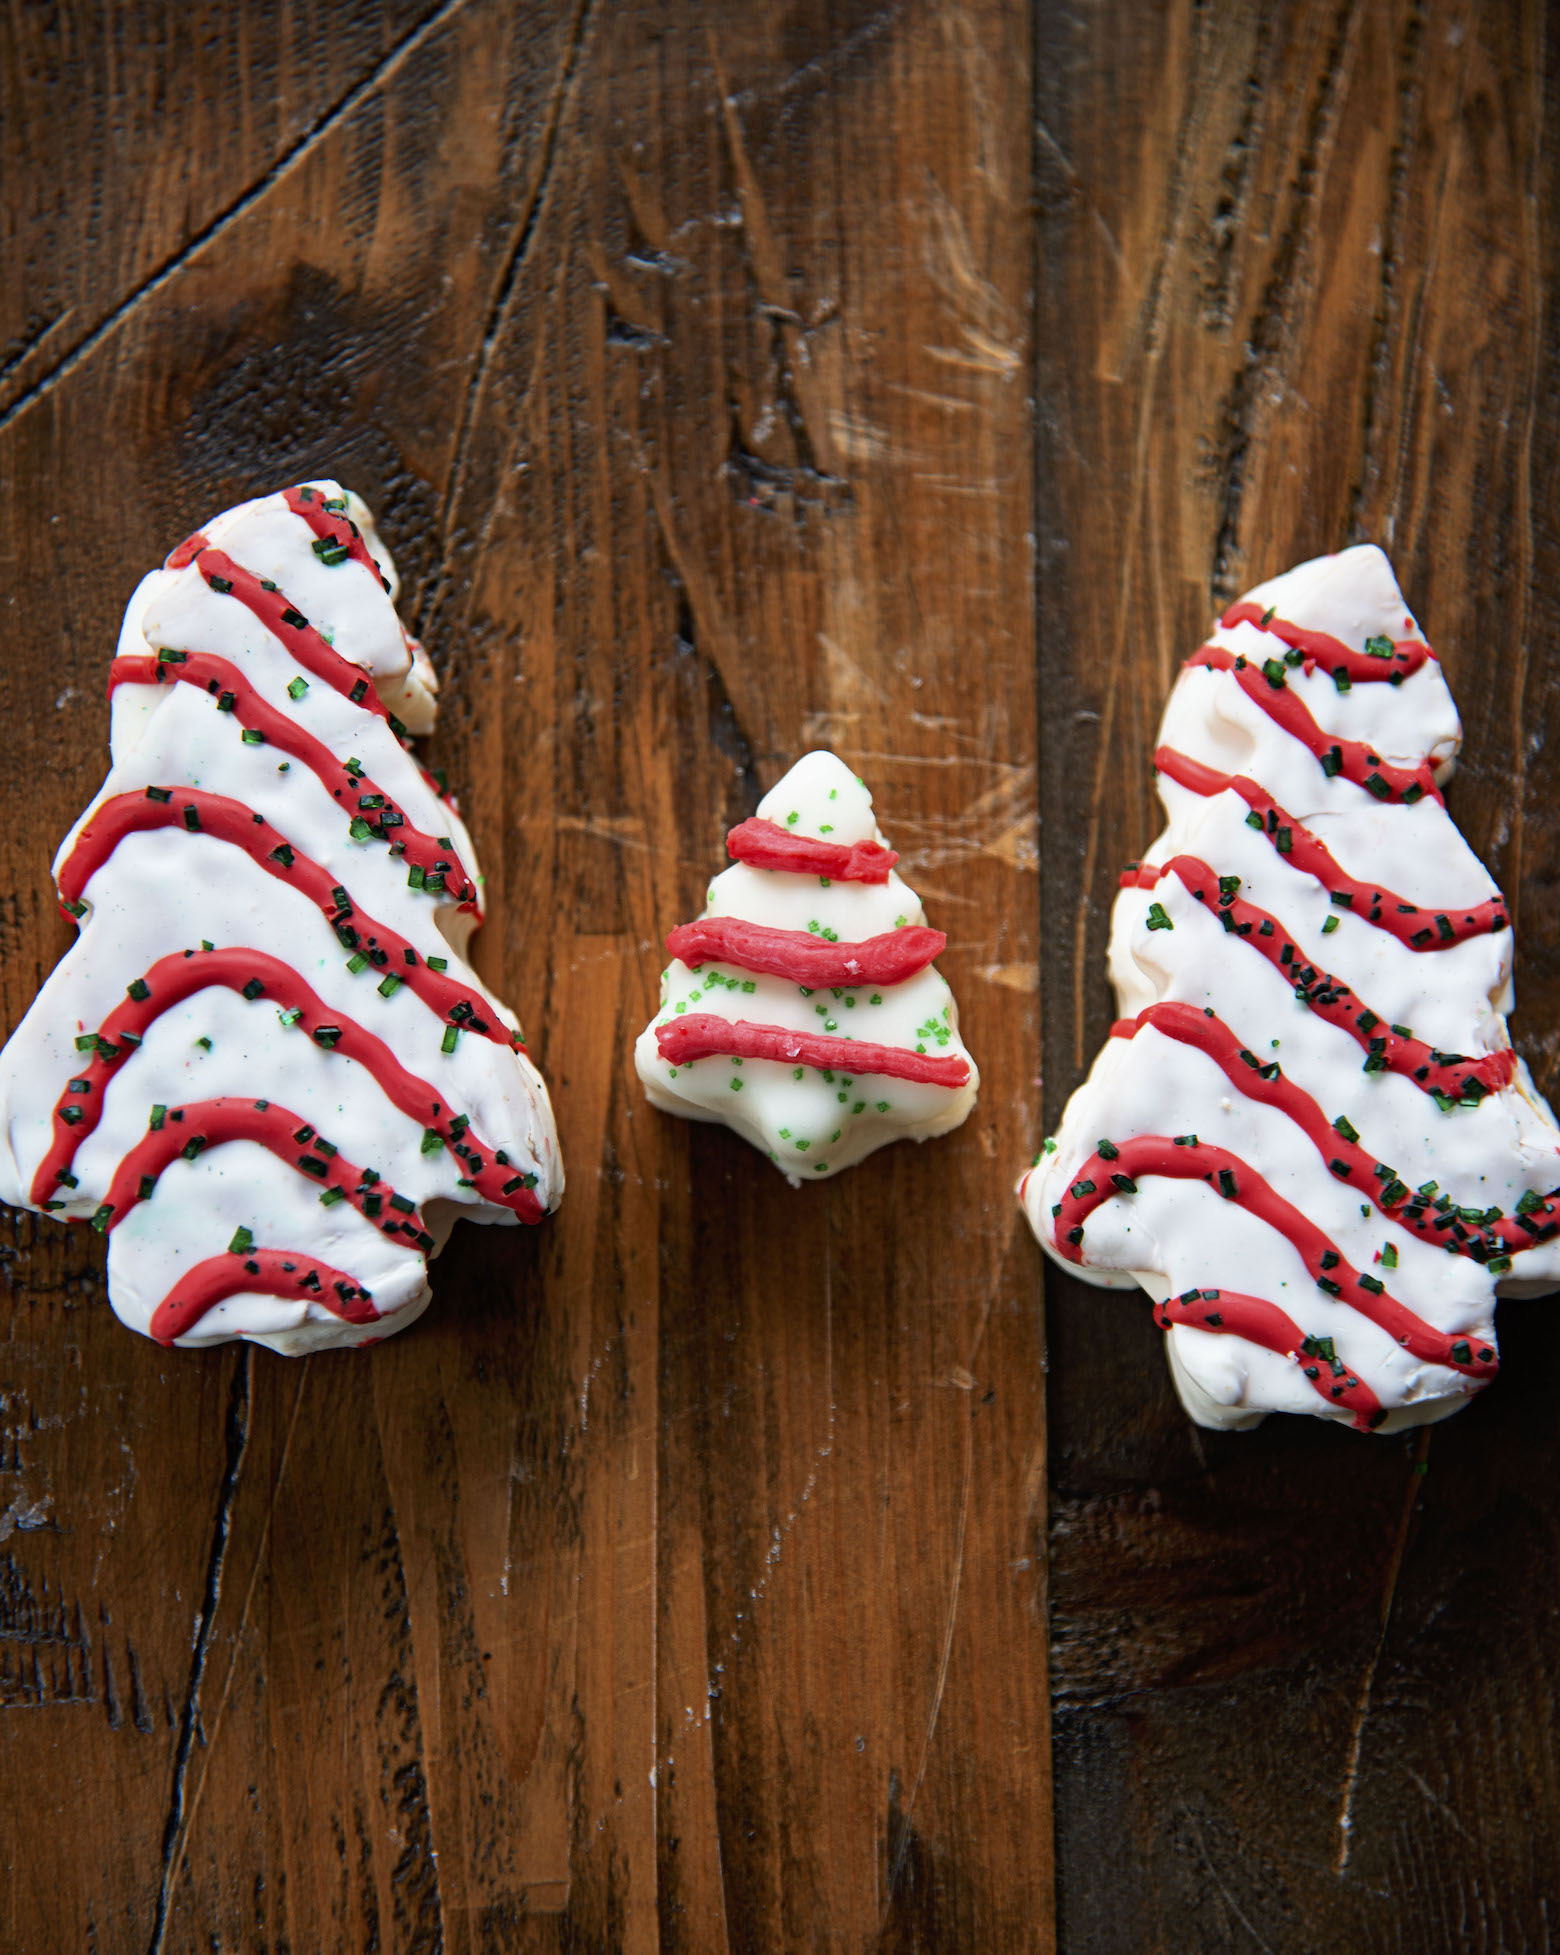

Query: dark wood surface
[3,2,1558,1950]
[1037,4,1560,1952]
[1,4,1047,1951]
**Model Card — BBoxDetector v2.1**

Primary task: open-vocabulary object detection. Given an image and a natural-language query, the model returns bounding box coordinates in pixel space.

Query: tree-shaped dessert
[0,483,562,1351]
[1020,546,1560,1431]
[635,750,977,1182]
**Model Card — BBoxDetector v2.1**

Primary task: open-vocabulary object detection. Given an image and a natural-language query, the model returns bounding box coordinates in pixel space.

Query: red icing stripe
[1219,599,1434,683]
[99,1096,427,1244]
[1151,745,1507,948]
[666,917,945,985]
[1111,1002,1553,1260]
[1122,853,1514,1101]
[32,948,543,1223]
[656,1013,970,1087]
[283,485,391,589]
[187,543,393,722]
[165,531,207,571]
[109,651,481,913]
[57,788,520,1053]
[1050,1134,1497,1383]
[1185,643,1442,805]
[725,818,899,883]
[150,1247,379,1347]
[1151,1286,1386,1432]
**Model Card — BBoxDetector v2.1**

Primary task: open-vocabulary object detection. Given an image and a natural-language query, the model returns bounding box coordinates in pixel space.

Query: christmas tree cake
[1020,546,1560,1431]
[0,482,562,1351]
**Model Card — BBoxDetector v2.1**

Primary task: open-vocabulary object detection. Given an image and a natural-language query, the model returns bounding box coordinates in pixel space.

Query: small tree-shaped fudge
[636,751,977,1182]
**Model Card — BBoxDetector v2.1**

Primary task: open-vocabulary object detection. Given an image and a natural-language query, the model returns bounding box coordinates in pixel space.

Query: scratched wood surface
[0,4,1048,1952]
[6,1,1559,1951]
[1036,2,1560,1951]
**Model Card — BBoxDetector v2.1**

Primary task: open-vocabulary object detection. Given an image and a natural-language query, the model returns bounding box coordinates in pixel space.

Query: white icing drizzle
[0,482,562,1353]
[1019,545,1560,1432]
[633,750,979,1183]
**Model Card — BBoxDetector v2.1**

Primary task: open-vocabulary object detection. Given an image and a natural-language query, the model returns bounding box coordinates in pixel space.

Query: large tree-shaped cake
[0,483,561,1351]
[635,750,977,1181]
[1020,546,1560,1431]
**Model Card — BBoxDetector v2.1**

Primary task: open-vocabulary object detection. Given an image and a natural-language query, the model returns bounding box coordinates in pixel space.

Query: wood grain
[1037,2,1560,1949]
[8,0,1560,1946]
[1,3,1046,1949]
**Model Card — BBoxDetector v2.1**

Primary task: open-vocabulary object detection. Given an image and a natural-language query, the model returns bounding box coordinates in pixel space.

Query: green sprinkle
[241,727,265,745]
[127,977,151,1002]
[1364,635,1394,659]
[229,1226,254,1255]
[1382,1244,1399,1268]
[90,1204,114,1233]
[319,1186,346,1207]
[347,952,369,974]
[378,974,402,998]
[149,1105,166,1129]
[427,955,448,973]
[1322,914,1339,934]
[441,1026,459,1054]
[1145,902,1174,932]
[421,1129,444,1154]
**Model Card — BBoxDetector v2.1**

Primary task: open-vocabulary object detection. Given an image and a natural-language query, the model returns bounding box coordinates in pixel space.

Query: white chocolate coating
[634,750,978,1183]
[0,483,562,1352]
[1019,546,1560,1431]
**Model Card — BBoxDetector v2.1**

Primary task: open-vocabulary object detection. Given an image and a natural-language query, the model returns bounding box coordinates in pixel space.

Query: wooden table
[1,3,1553,1948]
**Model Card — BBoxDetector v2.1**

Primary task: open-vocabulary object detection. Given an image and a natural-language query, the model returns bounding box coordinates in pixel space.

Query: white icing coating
[1019,545,1560,1431]
[633,750,978,1183]
[0,482,562,1352]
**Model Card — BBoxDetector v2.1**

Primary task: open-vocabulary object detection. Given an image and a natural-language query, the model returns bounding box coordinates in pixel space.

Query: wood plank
[1037,1,1560,1946]
[0,2,1047,1947]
